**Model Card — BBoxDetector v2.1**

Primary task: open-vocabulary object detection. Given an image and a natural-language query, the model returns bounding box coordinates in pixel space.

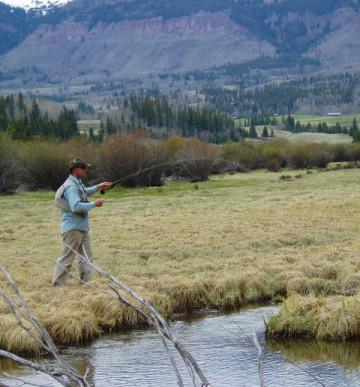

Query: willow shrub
[258,139,288,171]
[0,135,21,194]
[63,138,98,183]
[18,140,69,191]
[97,132,169,187]
[170,138,219,182]
[348,142,360,162]
[286,142,333,169]
[220,141,261,171]
[331,143,352,162]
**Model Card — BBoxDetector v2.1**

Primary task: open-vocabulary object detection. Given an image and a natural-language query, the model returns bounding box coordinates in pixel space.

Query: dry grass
[266,294,360,341]
[2,166,360,353]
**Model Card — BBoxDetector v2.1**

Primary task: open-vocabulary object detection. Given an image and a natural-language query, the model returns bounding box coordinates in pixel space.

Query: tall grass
[2,167,360,353]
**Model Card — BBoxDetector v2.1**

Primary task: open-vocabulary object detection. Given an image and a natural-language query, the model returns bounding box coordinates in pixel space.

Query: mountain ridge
[0,0,359,97]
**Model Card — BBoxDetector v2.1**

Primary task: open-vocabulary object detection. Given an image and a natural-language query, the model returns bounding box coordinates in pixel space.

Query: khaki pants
[52,230,93,286]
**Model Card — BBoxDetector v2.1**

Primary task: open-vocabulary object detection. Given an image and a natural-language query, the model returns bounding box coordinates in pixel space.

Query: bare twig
[0,266,90,387]
[252,331,264,387]
[223,322,326,387]
[62,244,211,386]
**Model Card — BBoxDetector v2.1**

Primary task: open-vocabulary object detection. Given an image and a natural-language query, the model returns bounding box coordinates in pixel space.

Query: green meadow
[1,167,360,354]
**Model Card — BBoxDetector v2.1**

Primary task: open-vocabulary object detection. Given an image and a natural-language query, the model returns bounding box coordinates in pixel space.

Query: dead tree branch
[0,266,90,387]
[252,331,265,387]
[63,244,211,387]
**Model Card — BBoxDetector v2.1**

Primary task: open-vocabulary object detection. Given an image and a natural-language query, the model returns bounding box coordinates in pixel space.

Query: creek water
[1,304,360,386]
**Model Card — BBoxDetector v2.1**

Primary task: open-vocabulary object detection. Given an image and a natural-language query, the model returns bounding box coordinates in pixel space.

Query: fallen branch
[252,331,264,387]
[0,265,90,387]
[62,244,211,387]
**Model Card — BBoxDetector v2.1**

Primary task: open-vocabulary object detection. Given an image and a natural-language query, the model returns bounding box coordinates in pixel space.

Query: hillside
[0,0,359,106]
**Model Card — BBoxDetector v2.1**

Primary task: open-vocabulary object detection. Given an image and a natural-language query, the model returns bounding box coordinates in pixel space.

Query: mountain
[0,0,359,101]
[0,0,70,12]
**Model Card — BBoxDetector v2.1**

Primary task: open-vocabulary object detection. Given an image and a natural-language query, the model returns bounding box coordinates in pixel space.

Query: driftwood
[0,265,89,387]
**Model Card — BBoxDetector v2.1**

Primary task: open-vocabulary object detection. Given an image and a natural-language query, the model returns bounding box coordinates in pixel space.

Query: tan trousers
[52,230,93,286]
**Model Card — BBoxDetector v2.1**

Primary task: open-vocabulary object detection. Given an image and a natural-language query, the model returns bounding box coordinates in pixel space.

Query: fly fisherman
[52,158,112,286]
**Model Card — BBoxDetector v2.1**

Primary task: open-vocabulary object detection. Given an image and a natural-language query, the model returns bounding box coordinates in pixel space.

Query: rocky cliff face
[0,2,359,91]
[0,11,275,86]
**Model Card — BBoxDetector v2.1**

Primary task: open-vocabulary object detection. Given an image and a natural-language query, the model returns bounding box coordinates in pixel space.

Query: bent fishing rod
[99,156,224,194]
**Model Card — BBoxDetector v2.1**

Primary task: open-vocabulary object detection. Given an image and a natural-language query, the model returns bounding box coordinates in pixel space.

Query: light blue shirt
[60,175,98,234]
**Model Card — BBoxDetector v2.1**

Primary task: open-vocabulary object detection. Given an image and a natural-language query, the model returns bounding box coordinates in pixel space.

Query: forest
[1,89,359,145]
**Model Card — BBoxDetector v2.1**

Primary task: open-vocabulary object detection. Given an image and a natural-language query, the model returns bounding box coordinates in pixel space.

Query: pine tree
[262,126,269,137]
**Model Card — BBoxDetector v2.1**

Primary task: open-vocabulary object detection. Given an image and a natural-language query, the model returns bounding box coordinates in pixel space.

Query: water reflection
[267,338,360,369]
[1,305,360,386]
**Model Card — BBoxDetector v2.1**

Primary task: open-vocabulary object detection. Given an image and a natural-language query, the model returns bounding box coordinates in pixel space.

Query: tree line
[105,93,238,144]
[1,92,359,145]
[0,93,79,141]
[200,72,359,117]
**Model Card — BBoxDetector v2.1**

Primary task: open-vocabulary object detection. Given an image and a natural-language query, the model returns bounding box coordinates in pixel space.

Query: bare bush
[97,132,169,187]
[349,143,360,162]
[286,143,333,169]
[19,140,69,191]
[266,158,282,172]
[64,138,98,182]
[0,135,20,194]
[331,143,352,162]
[171,138,219,182]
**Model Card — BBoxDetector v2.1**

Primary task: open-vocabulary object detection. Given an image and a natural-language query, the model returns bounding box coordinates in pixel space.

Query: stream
[1,305,360,386]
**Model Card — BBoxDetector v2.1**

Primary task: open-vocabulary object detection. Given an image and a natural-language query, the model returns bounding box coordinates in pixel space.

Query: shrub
[97,132,169,187]
[171,138,219,181]
[64,138,98,183]
[266,158,282,172]
[258,139,288,168]
[19,140,69,191]
[349,143,360,162]
[331,143,352,162]
[286,142,333,169]
[221,141,261,171]
[164,136,187,158]
[0,135,20,194]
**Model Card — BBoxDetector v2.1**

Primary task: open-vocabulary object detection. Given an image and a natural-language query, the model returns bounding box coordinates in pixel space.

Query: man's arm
[64,186,96,213]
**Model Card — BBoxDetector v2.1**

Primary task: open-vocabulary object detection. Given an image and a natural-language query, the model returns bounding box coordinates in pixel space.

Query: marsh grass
[2,167,360,353]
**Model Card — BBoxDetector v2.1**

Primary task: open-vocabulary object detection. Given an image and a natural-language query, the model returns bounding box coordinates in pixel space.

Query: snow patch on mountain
[1,0,70,11]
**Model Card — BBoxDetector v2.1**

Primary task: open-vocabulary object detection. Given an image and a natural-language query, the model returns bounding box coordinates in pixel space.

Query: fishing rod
[99,156,224,194]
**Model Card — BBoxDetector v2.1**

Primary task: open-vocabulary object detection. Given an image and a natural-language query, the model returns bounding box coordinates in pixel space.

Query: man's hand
[94,199,104,207]
[97,182,113,191]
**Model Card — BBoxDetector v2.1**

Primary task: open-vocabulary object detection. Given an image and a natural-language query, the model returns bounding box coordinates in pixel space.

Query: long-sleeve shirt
[60,175,98,234]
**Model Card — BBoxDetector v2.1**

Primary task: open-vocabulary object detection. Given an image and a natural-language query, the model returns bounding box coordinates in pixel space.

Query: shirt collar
[69,174,82,185]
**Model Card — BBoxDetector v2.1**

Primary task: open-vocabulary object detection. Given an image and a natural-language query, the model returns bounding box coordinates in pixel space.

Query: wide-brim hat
[68,158,91,171]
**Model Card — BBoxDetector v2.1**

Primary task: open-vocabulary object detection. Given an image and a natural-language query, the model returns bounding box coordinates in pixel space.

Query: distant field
[292,113,360,126]
[77,120,101,134]
[274,131,353,144]
[252,127,353,144]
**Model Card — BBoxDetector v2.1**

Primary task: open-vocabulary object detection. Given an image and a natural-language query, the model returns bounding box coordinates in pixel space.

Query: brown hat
[68,158,91,172]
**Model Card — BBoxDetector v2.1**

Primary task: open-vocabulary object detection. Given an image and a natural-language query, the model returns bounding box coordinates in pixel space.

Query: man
[52,158,112,286]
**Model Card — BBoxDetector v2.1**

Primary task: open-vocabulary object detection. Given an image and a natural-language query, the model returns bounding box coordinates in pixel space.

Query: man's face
[72,165,88,179]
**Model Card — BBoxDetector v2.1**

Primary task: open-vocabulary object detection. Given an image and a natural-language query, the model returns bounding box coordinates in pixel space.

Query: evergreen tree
[249,121,258,138]
[89,127,96,142]
[262,126,269,137]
